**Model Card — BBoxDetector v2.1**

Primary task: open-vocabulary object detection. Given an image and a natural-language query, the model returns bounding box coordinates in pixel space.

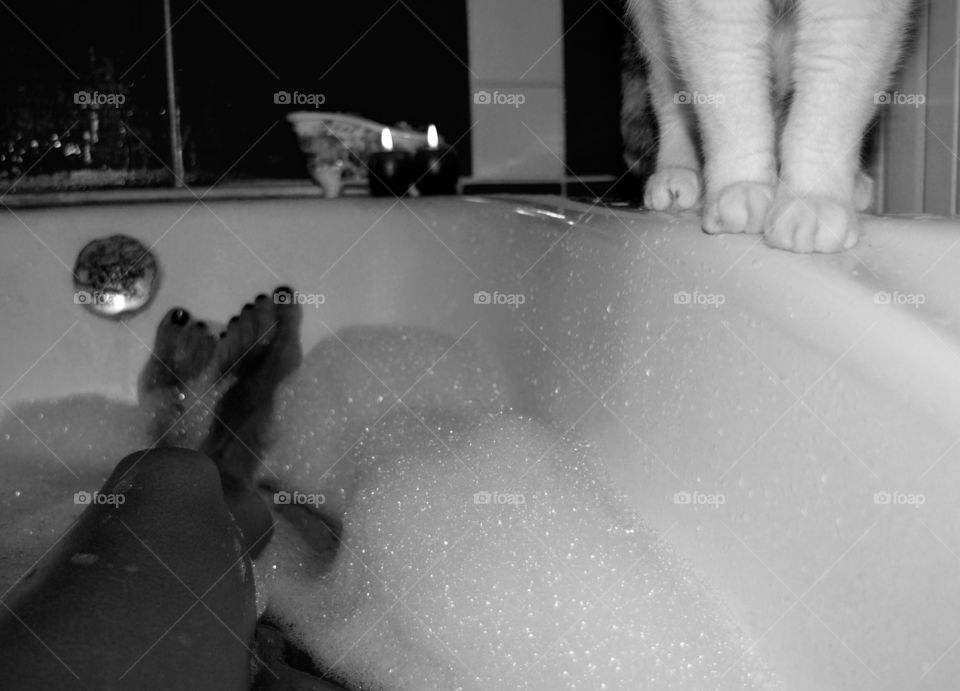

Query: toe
[254,293,277,344]
[702,181,774,234]
[146,308,191,381]
[273,286,303,334]
[142,315,183,390]
[223,316,241,368]
[764,192,858,254]
[172,321,214,381]
[155,308,190,353]
[239,304,257,354]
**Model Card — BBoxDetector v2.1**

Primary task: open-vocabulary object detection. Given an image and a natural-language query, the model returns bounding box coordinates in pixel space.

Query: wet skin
[0,447,257,690]
[0,287,341,690]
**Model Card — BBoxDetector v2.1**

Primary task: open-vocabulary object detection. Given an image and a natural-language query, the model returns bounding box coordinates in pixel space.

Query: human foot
[139,287,303,556]
[200,287,303,557]
[139,308,224,449]
[200,287,303,480]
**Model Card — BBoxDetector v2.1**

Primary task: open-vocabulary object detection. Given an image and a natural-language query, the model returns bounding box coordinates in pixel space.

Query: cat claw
[702,181,775,234]
[643,167,702,211]
[764,192,859,253]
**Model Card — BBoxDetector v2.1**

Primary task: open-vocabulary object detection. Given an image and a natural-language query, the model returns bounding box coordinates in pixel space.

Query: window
[1,0,471,193]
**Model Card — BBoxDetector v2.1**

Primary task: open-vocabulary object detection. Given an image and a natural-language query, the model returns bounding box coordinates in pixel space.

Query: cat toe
[853,171,875,212]
[764,193,859,253]
[643,167,702,211]
[702,181,774,234]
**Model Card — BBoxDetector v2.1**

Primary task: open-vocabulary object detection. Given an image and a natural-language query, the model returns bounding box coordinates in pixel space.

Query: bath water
[0,397,149,593]
[0,324,778,689]
[256,325,778,690]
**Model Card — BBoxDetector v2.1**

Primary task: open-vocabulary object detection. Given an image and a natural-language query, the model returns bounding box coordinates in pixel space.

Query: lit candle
[367,127,414,197]
[413,124,460,195]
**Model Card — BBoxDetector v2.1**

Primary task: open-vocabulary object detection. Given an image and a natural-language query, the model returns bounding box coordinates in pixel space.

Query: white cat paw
[643,167,702,211]
[764,193,859,253]
[853,171,874,212]
[702,181,775,234]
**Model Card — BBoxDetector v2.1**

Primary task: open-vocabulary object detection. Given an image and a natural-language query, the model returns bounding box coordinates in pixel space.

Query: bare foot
[201,287,303,484]
[139,287,303,556]
[203,287,303,557]
[139,308,223,449]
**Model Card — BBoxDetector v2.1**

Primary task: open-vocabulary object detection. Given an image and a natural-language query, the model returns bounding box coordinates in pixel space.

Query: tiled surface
[467,0,564,82]
[469,84,565,180]
[467,0,565,181]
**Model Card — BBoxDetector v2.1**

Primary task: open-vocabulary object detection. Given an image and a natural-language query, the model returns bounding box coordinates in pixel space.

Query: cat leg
[664,0,777,233]
[766,0,910,252]
[628,0,702,211]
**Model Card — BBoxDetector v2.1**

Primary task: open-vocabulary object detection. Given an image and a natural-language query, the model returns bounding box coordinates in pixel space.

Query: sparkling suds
[253,326,778,690]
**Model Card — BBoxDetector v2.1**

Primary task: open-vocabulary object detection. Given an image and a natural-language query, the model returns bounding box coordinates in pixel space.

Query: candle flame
[427,124,438,149]
[381,127,393,151]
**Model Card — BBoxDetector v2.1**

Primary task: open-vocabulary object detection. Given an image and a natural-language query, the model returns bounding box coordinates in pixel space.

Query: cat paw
[643,167,702,211]
[702,181,775,234]
[764,193,859,253]
[853,171,874,212]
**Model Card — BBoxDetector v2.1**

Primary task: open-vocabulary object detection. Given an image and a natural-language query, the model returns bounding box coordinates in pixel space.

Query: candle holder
[368,127,414,197]
[413,124,460,195]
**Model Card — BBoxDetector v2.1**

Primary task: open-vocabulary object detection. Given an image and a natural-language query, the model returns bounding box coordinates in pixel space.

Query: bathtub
[2,193,959,689]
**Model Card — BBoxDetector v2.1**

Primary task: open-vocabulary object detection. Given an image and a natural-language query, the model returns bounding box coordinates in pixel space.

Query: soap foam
[263,324,509,516]
[256,327,778,690]
[0,323,778,689]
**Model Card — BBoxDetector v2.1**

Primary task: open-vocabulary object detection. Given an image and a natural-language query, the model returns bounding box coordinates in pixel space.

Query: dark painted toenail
[243,303,254,311]
[219,332,226,339]
[256,293,268,301]
[229,316,239,324]
[196,321,207,330]
[171,309,189,325]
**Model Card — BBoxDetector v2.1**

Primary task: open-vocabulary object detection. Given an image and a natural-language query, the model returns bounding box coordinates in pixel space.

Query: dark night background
[0,0,633,188]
